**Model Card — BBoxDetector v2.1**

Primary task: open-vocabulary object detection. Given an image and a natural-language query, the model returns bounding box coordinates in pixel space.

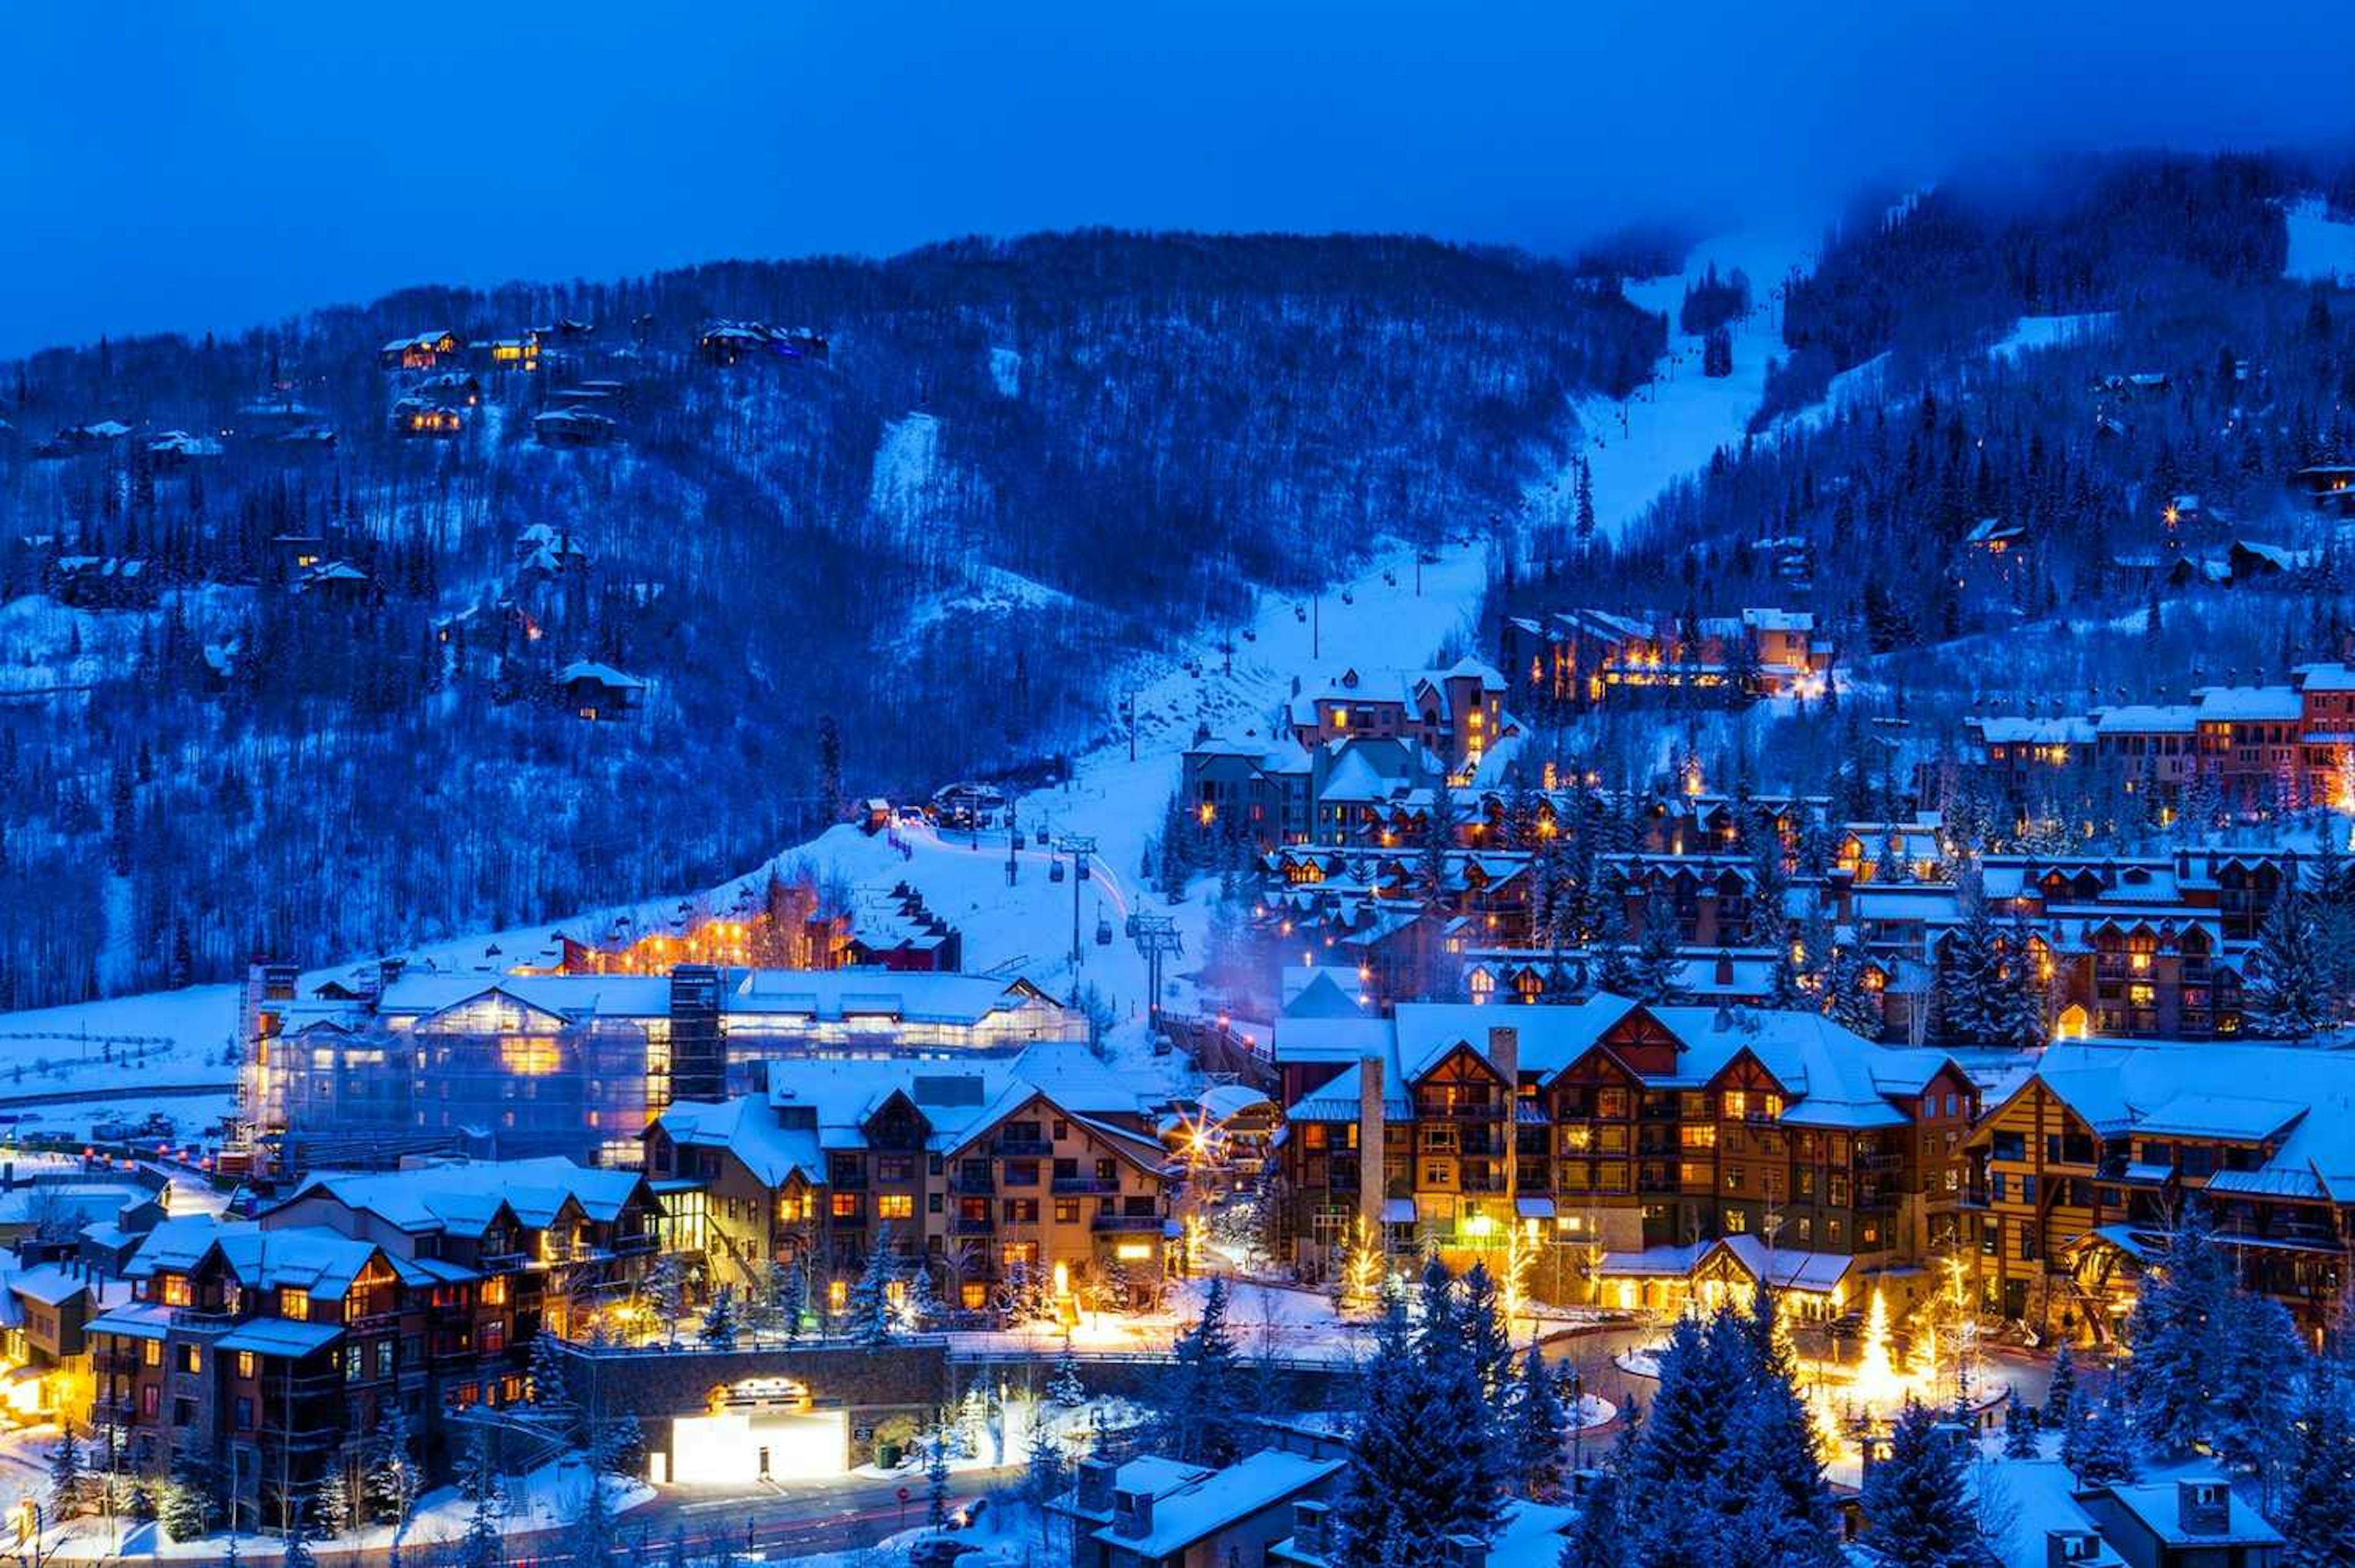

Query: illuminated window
[482,1276,510,1307]
[280,1289,310,1322]
[877,1194,914,1220]
[143,1340,162,1367]
[160,1277,193,1307]
[831,1193,861,1219]
[237,1352,256,1378]
[884,1279,908,1310]
[961,1282,988,1310]
[1330,707,1349,730]
[827,1279,848,1312]
[1114,1242,1154,1261]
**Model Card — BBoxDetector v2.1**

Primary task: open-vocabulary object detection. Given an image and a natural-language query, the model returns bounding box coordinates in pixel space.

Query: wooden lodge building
[1272,990,1979,1318]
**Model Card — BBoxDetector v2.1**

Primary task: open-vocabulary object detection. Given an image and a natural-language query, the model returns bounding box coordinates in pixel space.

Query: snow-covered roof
[2191,685,2303,722]
[554,660,647,690]
[2090,1479,2283,1548]
[2093,704,2199,735]
[1088,1448,1342,1557]
[280,1157,646,1234]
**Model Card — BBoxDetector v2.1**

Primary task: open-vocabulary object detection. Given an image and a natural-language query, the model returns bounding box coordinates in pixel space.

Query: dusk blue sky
[2,1,2349,358]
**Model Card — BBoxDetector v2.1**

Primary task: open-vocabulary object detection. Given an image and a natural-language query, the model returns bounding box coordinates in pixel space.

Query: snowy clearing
[2284,196,2355,284]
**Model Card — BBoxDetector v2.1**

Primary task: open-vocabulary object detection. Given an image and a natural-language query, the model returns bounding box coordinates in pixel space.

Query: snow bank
[2285,197,2355,284]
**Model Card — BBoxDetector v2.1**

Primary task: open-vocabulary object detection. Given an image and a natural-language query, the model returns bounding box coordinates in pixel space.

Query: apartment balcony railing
[952,1172,997,1195]
[1052,1176,1119,1195]
[480,1252,530,1274]
[1092,1214,1166,1233]
[171,1308,236,1331]
[951,1215,995,1236]
[995,1137,1054,1158]
[612,1231,656,1254]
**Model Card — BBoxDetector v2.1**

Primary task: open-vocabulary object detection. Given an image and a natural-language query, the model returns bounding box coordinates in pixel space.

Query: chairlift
[1075,857,1090,882]
[1340,589,1354,605]
[1095,915,1113,947]
[1034,826,1049,846]
[1049,860,1066,884]
[1294,605,1307,623]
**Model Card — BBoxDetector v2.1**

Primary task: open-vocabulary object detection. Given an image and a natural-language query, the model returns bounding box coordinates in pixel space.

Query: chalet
[236,397,325,436]
[1963,517,2029,555]
[391,397,463,437]
[532,407,620,448]
[2075,1478,2283,1568]
[932,780,1008,830]
[1289,660,1512,782]
[293,560,380,606]
[645,1049,1170,1310]
[1503,605,1832,708]
[1274,996,1979,1316]
[515,522,589,579]
[34,419,134,459]
[697,320,832,367]
[2288,462,2355,516]
[554,660,647,721]
[270,532,329,578]
[1969,1041,2355,1340]
[49,555,156,610]
[380,330,461,370]
[415,370,483,407]
[482,335,540,372]
[2224,538,2316,584]
[147,430,224,468]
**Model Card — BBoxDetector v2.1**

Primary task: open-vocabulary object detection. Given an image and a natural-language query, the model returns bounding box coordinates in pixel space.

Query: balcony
[1052,1176,1119,1196]
[172,1308,236,1331]
[1092,1213,1166,1233]
[952,1172,997,1196]
[1415,1103,1508,1122]
[1855,1152,1904,1174]
[995,1137,1054,1158]
[951,1215,995,1236]
[613,1231,656,1254]
[480,1252,529,1274]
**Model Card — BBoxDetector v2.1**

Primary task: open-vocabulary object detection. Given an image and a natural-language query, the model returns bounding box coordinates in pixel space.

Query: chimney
[378,955,407,995]
[1292,1500,1329,1558]
[1358,1054,1386,1237]
[1075,1457,1116,1514]
[1714,949,1735,986]
[1113,1487,1154,1540]
[2045,1531,2103,1568]
[1442,1535,1488,1568]
[2177,1480,2229,1537]
[1487,1027,1520,1207]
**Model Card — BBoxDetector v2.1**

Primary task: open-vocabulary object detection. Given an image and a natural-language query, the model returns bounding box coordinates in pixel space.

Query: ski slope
[0,223,1826,1133]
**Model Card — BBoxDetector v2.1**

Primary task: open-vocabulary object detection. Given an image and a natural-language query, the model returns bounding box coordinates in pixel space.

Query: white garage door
[670,1409,849,1485]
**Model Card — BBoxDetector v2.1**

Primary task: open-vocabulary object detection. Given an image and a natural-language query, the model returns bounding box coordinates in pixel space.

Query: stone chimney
[1292,1500,1329,1558]
[1358,1053,1386,1237]
[1714,949,1735,986]
[1487,1026,1520,1206]
[1112,1486,1154,1540]
[2176,1480,2230,1537]
[1075,1456,1116,1514]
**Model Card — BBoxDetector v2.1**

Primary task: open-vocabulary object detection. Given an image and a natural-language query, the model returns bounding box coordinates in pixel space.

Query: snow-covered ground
[2284,196,2355,284]
[1556,223,1823,538]
[0,1444,652,1562]
[0,221,1826,1126]
[1987,312,2116,360]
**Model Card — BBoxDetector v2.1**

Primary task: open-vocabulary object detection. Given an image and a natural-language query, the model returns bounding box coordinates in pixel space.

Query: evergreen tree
[458,1440,505,1568]
[2046,1342,2077,1426]
[700,1286,741,1349]
[526,1331,571,1415]
[1559,1468,1623,1568]
[1936,890,2005,1041]
[925,1420,952,1529]
[47,1420,83,1519]
[1333,1293,1430,1567]
[367,1404,421,1529]
[1509,1345,1568,1501]
[2001,1393,2040,1459]
[2128,1202,2234,1455]
[570,1463,616,1568]
[1860,1401,1983,1568]
[2250,873,2330,1039]
[1822,945,1888,1038]
[1629,897,1689,1004]
[1158,1278,1245,1466]
[316,1461,354,1538]
[1048,1336,1088,1408]
[1412,1259,1508,1542]
[2072,1383,2140,1487]
[2212,1289,2303,1483]
[772,1256,810,1342]
[159,1447,220,1542]
[1460,1263,1515,1415]
[283,1499,318,1568]
[848,1225,900,1347]
[2281,1363,2355,1568]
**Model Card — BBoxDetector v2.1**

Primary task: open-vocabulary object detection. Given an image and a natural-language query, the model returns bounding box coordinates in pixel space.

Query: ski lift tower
[1052,833,1097,1001]
[1129,912,1184,1038]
